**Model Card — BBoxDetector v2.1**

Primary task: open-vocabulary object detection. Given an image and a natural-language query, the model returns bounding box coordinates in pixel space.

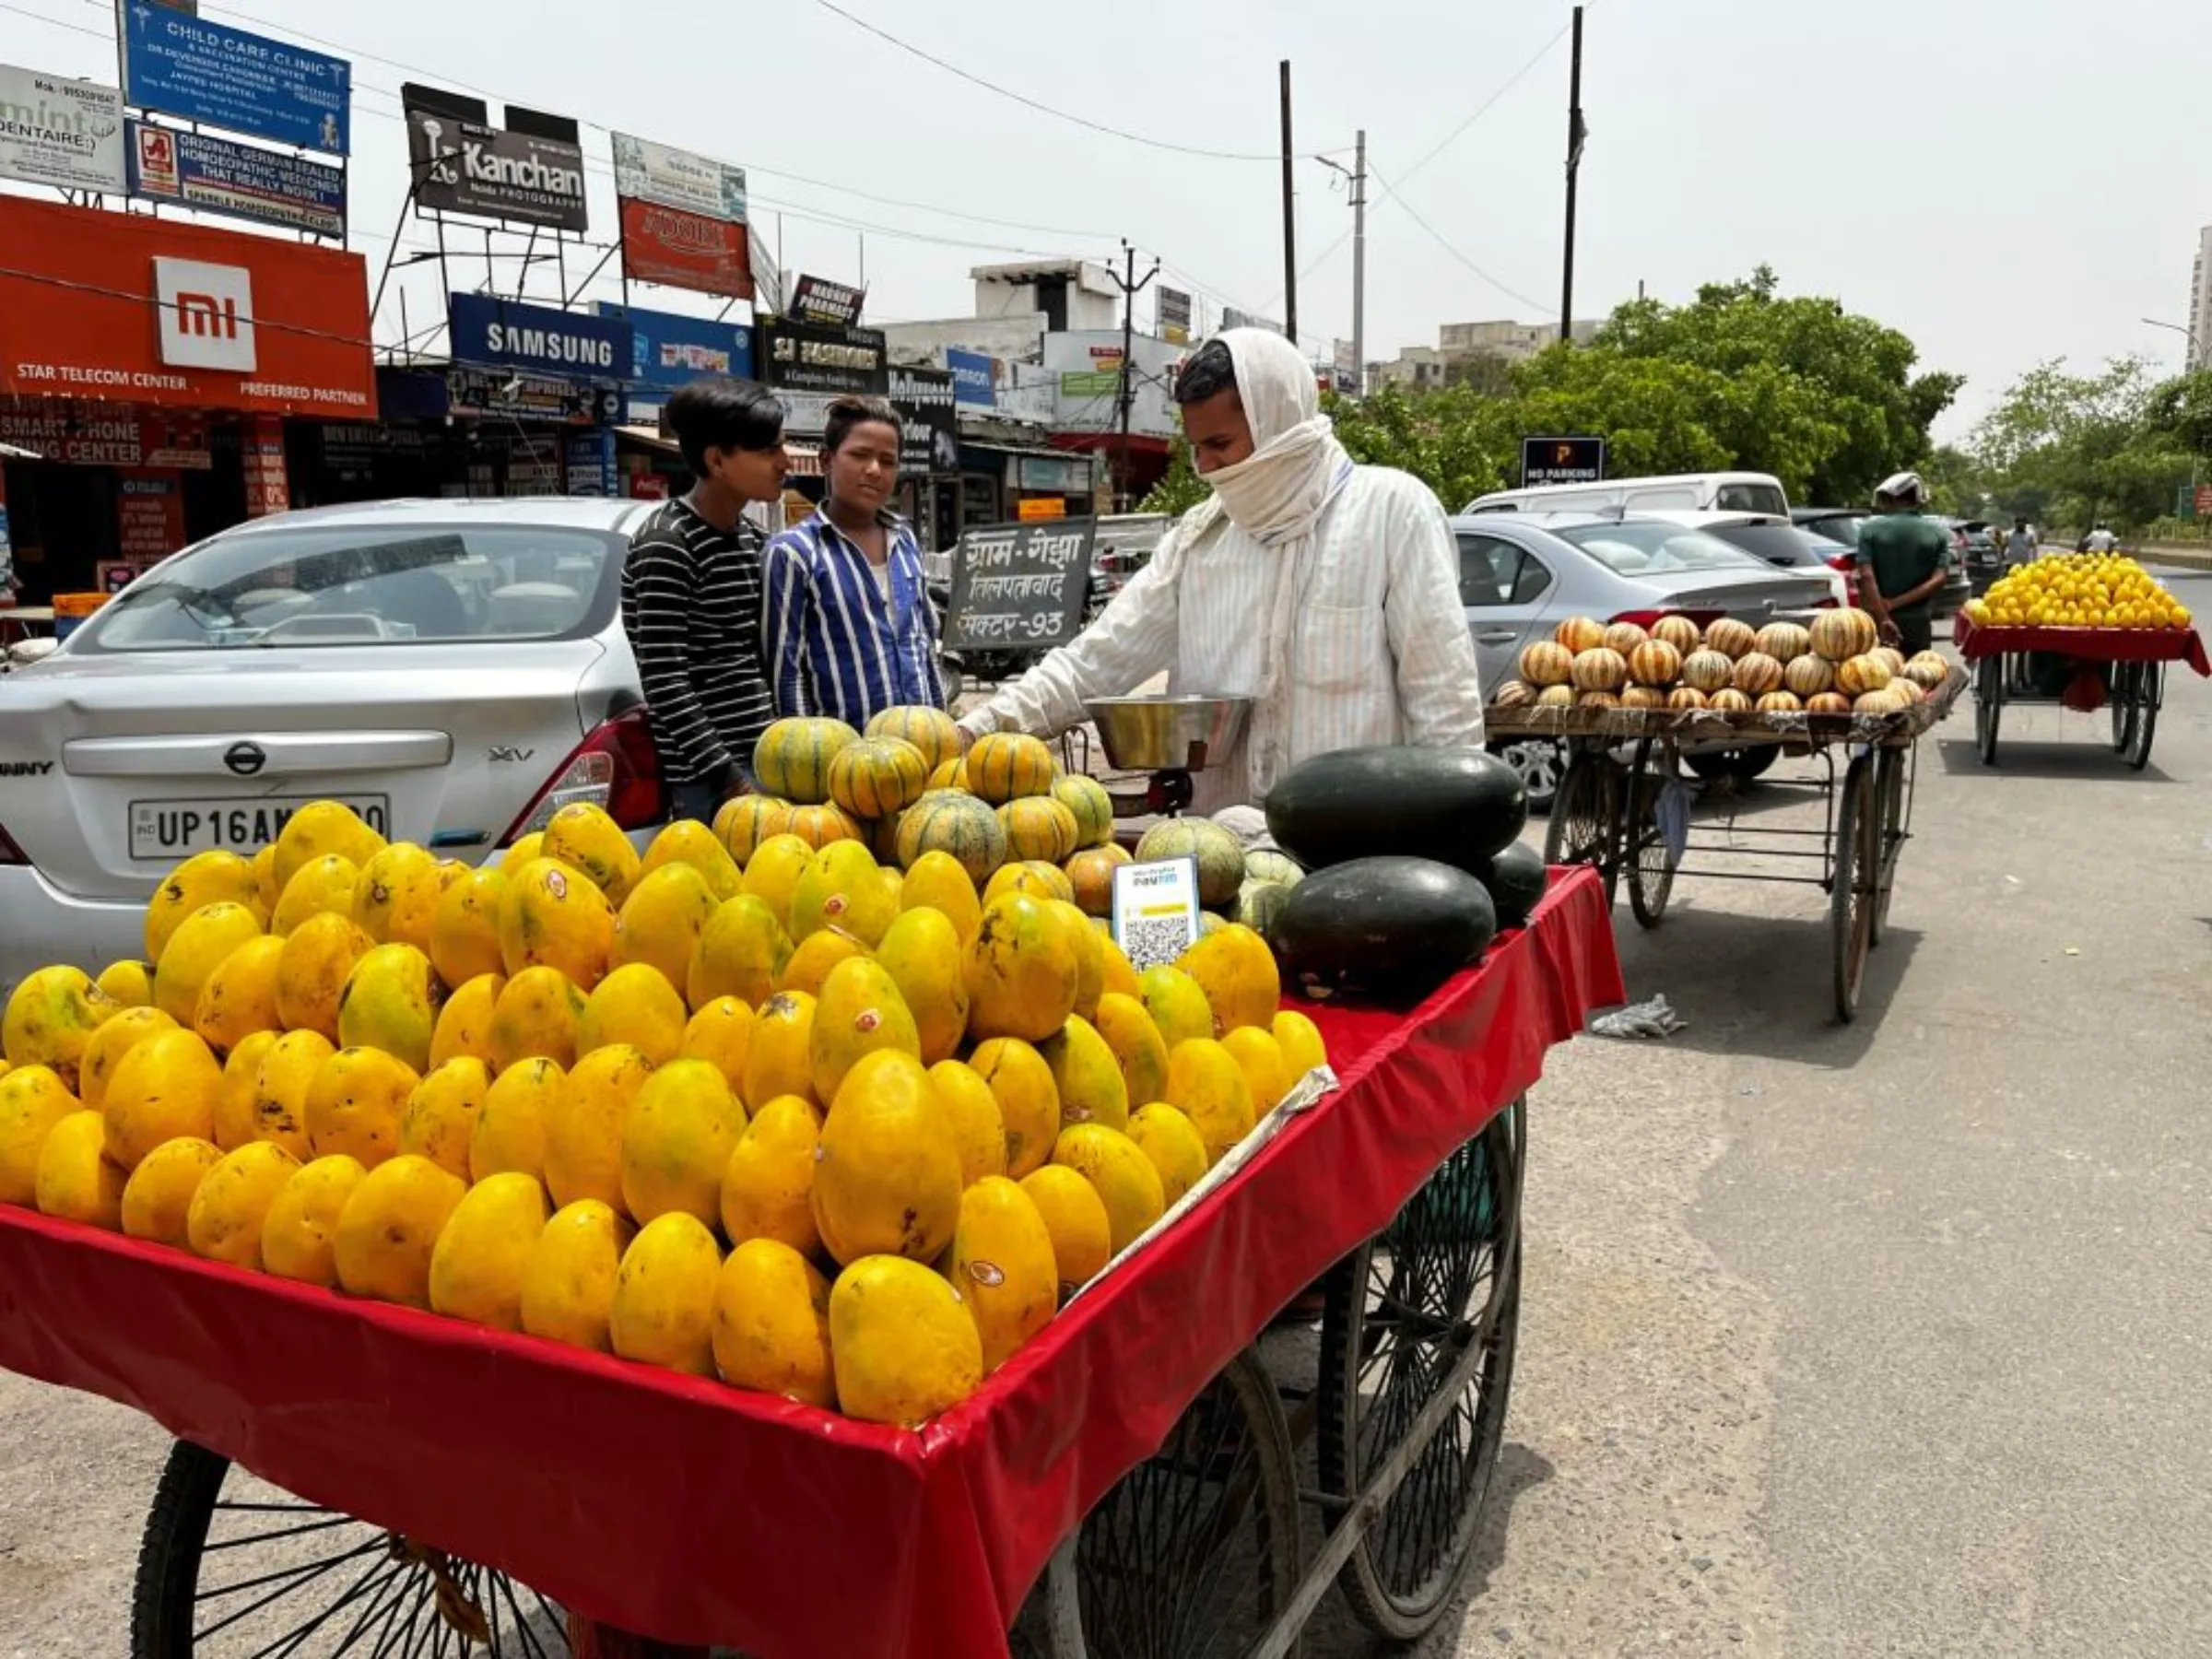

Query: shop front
[0,195,376,603]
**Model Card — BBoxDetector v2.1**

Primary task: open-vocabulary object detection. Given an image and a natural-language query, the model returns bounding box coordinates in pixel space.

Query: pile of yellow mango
[0,766,1324,1429]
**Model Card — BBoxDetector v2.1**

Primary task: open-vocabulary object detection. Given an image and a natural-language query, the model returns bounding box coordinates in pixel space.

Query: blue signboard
[947,347,996,408]
[449,294,633,383]
[565,430,618,497]
[119,5,351,156]
[126,122,345,238]
[594,303,754,408]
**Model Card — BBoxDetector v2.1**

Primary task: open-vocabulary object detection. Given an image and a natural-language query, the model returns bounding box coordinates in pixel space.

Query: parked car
[1457,512,1836,809]
[1465,470,1792,517]
[1636,511,1853,606]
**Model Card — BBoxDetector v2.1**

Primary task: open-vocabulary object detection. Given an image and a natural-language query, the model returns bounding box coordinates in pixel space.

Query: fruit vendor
[955,329,1487,813]
[1852,471,1955,657]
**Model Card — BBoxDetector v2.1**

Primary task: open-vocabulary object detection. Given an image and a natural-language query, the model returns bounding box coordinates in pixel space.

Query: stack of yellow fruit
[1966,555,2193,632]
[0,712,1326,1430]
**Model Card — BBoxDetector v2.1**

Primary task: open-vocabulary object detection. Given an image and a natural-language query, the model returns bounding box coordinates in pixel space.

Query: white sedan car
[0,498,668,996]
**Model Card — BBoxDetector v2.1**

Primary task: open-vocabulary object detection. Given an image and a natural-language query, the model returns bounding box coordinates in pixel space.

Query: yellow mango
[1045,900,1104,1021]
[927,1060,1009,1187]
[335,943,443,1076]
[487,966,587,1075]
[1019,1165,1111,1300]
[95,959,155,1009]
[35,1110,126,1229]
[349,842,439,945]
[1126,1103,1209,1206]
[429,971,505,1070]
[609,1212,722,1376]
[78,1005,178,1112]
[5,965,122,1092]
[810,1050,960,1267]
[274,912,374,1041]
[429,1171,549,1332]
[399,1056,491,1181]
[520,1198,633,1353]
[1219,1027,1291,1113]
[577,961,688,1065]
[542,802,642,907]
[984,863,1070,907]
[719,1094,823,1256]
[272,853,360,937]
[1138,965,1214,1051]
[121,1135,223,1247]
[211,1030,277,1151]
[154,905,266,1030]
[1053,1124,1165,1254]
[429,866,508,988]
[620,1057,745,1227]
[610,863,720,993]
[1163,1039,1255,1166]
[949,1176,1059,1373]
[1273,1008,1327,1080]
[900,850,982,944]
[830,1254,982,1426]
[194,935,285,1056]
[791,841,899,946]
[712,1239,834,1406]
[1174,924,1280,1035]
[1039,1014,1130,1134]
[545,1043,654,1215]
[272,801,383,893]
[0,1065,81,1204]
[251,843,280,917]
[742,991,818,1109]
[968,1036,1062,1181]
[146,850,260,962]
[875,907,969,1066]
[333,1154,466,1308]
[1099,935,1142,1002]
[738,833,815,937]
[304,1045,419,1168]
[964,894,1078,1044]
[248,1030,334,1160]
[498,856,616,991]
[687,895,794,1012]
[774,925,869,1001]
[808,957,921,1104]
[678,997,753,1093]
[261,1154,367,1287]
[468,1055,562,1184]
[102,1029,221,1171]
[1093,993,1170,1111]
[186,1141,300,1269]
[639,819,742,900]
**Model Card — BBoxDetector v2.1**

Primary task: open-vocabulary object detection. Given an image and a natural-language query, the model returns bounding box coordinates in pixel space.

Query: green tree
[1322,382,1520,509]
[1137,435,1207,517]
[1972,357,2191,530]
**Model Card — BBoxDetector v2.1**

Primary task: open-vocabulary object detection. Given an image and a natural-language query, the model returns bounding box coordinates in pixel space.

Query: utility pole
[1321,132,1369,394]
[1111,241,1160,512]
[1559,5,1586,347]
[1279,60,1298,344]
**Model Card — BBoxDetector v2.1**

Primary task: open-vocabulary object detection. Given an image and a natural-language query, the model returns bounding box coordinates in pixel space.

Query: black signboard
[1520,434,1606,488]
[889,366,959,477]
[942,518,1098,653]
[788,275,865,328]
[759,319,888,396]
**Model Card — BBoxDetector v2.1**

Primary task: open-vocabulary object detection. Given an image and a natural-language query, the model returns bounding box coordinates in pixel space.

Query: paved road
[4,580,2208,1656]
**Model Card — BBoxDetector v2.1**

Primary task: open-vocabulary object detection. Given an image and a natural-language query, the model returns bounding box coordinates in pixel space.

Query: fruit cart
[1487,677,1963,1023]
[0,871,1622,1659]
[1955,615,2210,771]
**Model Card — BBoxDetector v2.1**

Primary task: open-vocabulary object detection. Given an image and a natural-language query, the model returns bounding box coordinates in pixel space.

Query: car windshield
[76,523,623,653]
[1715,482,1790,514]
[1804,513,1865,548]
[1709,524,1830,567]
[1557,522,1771,576]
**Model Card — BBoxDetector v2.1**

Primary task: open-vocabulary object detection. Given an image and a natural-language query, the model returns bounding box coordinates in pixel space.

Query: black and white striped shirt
[619,499,776,786]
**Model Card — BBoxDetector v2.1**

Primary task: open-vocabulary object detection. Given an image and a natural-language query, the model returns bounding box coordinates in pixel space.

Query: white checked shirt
[959,465,1487,814]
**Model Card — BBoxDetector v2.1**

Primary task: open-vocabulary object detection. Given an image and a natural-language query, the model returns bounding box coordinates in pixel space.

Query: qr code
[1121,917,1193,971]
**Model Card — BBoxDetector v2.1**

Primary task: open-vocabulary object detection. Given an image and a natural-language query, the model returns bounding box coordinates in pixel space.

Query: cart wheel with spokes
[1543,754,1621,906]
[1314,1105,1523,1642]
[1974,656,2003,766]
[1625,759,1677,931]
[1870,747,1907,945]
[1037,1349,1302,1659]
[134,1440,571,1658]
[1830,754,1878,1023]
[2110,663,2139,754]
[2124,663,2161,771]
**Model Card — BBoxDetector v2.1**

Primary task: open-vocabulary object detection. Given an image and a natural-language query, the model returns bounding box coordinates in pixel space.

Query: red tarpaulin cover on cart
[1953,614,2211,676]
[0,869,1622,1659]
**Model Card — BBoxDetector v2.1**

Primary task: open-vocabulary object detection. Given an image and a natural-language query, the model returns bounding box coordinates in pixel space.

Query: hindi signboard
[942,518,1097,653]
[618,198,752,300]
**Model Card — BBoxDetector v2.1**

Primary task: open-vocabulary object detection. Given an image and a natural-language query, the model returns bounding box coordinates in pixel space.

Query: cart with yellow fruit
[1483,608,1965,1022]
[0,710,1623,1659]
[1955,556,2206,770]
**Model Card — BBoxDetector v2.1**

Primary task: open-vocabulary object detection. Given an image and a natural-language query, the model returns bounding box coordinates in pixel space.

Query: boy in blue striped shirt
[762,395,948,723]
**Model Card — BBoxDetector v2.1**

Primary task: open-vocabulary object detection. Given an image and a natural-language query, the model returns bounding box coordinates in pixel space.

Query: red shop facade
[0,196,376,603]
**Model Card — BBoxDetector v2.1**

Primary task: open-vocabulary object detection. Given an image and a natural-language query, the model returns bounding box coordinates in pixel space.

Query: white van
[1465,470,1791,518]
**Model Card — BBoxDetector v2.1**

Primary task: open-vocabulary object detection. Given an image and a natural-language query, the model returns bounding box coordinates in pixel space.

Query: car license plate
[129,795,391,862]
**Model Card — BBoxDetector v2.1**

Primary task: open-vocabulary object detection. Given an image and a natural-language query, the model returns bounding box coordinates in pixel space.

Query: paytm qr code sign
[1112,855,1202,970]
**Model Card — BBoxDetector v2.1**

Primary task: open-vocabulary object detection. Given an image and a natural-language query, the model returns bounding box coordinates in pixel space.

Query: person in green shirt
[1851,471,1954,654]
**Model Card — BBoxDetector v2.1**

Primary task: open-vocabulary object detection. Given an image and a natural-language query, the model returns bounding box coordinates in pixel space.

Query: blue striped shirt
[761,511,947,724]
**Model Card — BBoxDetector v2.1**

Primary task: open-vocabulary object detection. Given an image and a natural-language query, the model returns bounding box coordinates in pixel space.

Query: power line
[0,0,105,37]
[1396,19,1573,188]
[1369,165,1547,313]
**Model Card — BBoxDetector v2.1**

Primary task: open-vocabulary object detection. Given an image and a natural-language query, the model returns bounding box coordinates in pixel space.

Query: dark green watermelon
[1264,746,1527,875]
[1473,841,1547,930]
[1266,855,1498,1004]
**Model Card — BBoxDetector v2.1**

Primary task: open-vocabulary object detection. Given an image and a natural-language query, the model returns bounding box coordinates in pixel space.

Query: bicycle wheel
[1871,747,1906,945]
[135,1441,571,1658]
[2125,663,2161,771]
[1542,755,1620,906]
[1974,656,2003,766]
[1316,1108,1523,1642]
[1830,755,1877,1023]
[1626,761,1677,930]
[1045,1350,1302,1659]
[2110,664,2139,753]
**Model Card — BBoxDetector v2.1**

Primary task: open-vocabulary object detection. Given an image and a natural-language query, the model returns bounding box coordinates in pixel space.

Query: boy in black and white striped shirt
[619,378,789,821]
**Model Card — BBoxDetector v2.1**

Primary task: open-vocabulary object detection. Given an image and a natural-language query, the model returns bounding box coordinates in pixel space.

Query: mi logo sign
[153,257,257,372]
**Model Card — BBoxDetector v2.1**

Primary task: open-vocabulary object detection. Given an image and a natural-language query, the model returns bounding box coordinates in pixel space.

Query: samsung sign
[448,293,632,381]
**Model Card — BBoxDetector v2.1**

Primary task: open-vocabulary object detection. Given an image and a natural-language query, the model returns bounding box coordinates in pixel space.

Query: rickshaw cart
[0,872,1621,1659]
[1488,674,1963,1024]
[1953,614,2210,771]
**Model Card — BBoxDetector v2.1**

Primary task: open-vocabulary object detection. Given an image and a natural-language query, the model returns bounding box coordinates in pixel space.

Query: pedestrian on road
[954,329,1487,815]
[2084,523,2118,553]
[618,376,786,823]
[2003,515,2040,566]
[1852,471,1955,656]
[762,394,947,725]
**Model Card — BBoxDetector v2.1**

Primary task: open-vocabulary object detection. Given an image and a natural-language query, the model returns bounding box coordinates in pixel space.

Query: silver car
[0,498,664,995]
[1457,511,1837,807]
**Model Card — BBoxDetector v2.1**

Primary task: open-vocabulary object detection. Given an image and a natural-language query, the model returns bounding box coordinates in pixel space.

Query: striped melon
[1535,685,1576,708]
[1868,646,1907,679]
[1051,774,1115,850]
[1569,647,1628,693]
[1702,618,1758,660]
[1620,685,1668,710]
[1836,654,1892,696]
[1708,688,1754,712]
[1730,652,1784,696]
[1806,692,1852,714]
[1552,616,1606,652]
[1234,880,1294,935]
[1134,818,1246,911]
[1853,688,1906,715]
[895,793,1008,884]
[927,757,970,793]
[1903,652,1950,689]
[1680,650,1735,694]
[1651,616,1703,654]
[827,736,931,820]
[1489,678,1538,709]
[1627,640,1682,688]
[1666,687,1709,711]
[998,798,1081,865]
[1810,607,1879,663]
[1888,677,1925,706]
[1575,690,1620,710]
[1755,690,1803,713]
[1602,621,1650,656]
[753,718,860,806]
[1783,653,1836,698]
[967,734,1057,804]
[714,795,795,867]
[1242,849,1304,888]
[1754,621,1811,662]
[1517,641,1575,687]
[865,705,962,771]
[782,803,865,851]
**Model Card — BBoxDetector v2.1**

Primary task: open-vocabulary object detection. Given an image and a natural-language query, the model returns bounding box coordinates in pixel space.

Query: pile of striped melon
[1489,608,1954,717]
[0,706,1324,1429]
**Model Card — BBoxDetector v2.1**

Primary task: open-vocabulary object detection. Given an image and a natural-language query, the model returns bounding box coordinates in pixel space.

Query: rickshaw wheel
[1543,755,1620,906]
[2124,664,2160,771]
[1871,747,1907,944]
[1315,1105,1523,1641]
[1626,759,1677,930]
[1830,754,1877,1023]
[1974,656,2003,766]
[134,1440,571,1658]
[2110,664,2139,753]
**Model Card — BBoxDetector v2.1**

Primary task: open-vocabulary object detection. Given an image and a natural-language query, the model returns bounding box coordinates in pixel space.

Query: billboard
[947,348,995,408]
[888,366,958,477]
[448,293,633,382]
[595,303,756,409]
[610,132,747,223]
[759,319,888,396]
[618,199,753,300]
[1519,435,1606,488]
[119,6,349,156]
[788,276,865,328]
[0,65,125,192]
[406,101,587,230]
[1157,286,1192,345]
[128,122,345,239]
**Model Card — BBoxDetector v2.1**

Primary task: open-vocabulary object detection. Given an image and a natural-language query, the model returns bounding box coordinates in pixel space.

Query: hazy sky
[13,0,2212,446]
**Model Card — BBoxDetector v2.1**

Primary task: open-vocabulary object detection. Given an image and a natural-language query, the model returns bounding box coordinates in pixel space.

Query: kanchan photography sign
[406,100,587,230]
[942,518,1098,653]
